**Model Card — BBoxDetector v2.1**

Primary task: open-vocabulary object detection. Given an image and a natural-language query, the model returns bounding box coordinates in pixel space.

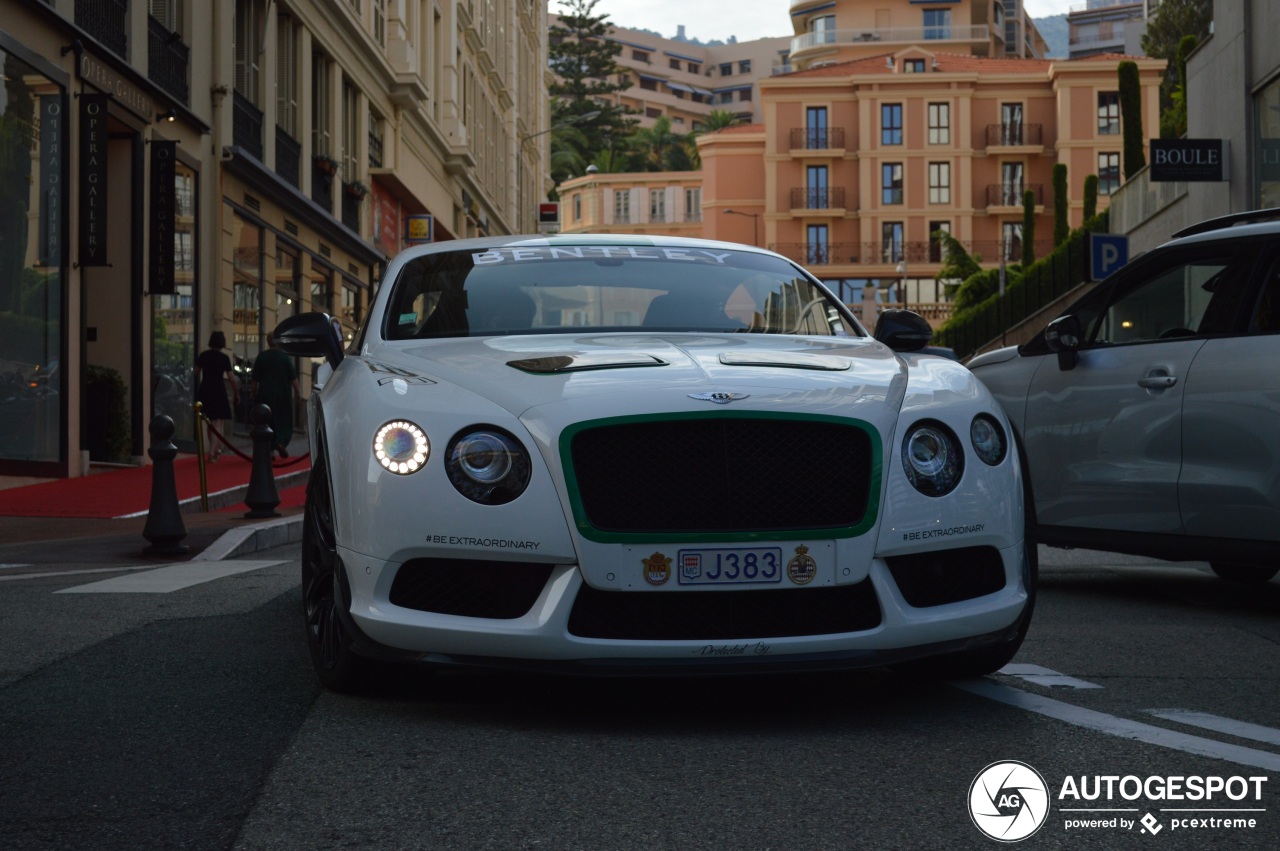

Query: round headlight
[970,415,1008,466]
[902,420,963,497]
[373,421,429,475]
[446,427,531,504]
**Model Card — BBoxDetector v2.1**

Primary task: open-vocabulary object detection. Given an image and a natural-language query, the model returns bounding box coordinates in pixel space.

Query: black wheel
[1210,563,1278,583]
[301,445,369,692]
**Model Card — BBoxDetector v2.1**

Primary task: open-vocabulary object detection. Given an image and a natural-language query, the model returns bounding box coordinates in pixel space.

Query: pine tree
[1118,61,1146,179]
[1021,190,1036,267]
[1083,175,1099,222]
[1052,163,1069,247]
[548,0,638,182]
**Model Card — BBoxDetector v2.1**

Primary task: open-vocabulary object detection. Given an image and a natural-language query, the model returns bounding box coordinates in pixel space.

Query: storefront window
[0,52,65,466]
[231,213,263,428]
[152,162,198,448]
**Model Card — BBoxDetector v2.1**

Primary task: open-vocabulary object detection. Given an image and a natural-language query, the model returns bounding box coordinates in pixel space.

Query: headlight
[970,415,1008,466]
[902,420,963,497]
[446,426,532,505]
[373,420,429,475]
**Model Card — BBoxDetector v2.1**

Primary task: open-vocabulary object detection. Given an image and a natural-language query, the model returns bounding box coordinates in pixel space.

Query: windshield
[382,244,860,340]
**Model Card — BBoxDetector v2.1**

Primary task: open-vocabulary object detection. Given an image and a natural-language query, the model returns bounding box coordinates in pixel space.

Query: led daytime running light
[374,420,429,475]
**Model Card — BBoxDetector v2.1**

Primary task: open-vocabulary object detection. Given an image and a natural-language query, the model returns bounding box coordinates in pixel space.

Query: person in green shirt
[251,335,300,457]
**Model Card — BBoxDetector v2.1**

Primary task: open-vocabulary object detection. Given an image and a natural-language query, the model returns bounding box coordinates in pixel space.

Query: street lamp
[518,110,601,233]
[723,208,760,246]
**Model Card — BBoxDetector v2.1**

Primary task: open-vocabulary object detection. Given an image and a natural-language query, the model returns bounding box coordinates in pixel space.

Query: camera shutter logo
[968,761,1050,842]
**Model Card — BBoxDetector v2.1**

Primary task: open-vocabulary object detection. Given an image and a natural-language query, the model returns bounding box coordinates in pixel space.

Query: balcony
[790,127,845,151]
[232,91,264,161]
[275,128,302,189]
[147,16,189,105]
[76,0,128,59]
[791,24,990,57]
[341,183,362,232]
[987,183,1044,208]
[985,123,1043,148]
[789,186,847,211]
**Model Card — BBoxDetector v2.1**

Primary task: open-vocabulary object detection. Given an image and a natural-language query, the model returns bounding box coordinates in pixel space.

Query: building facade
[0,0,547,484]
[1067,0,1158,60]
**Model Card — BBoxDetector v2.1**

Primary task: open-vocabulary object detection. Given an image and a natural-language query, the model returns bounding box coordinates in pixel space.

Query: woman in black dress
[194,331,239,461]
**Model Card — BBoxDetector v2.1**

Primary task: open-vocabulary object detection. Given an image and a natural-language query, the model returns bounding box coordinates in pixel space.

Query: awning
[792,2,836,16]
[637,73,667,83]
[664,50,704,63]
[691,86,714,97]
[608,37,657,51]
[667,81,694,93]
[715,84,754,93]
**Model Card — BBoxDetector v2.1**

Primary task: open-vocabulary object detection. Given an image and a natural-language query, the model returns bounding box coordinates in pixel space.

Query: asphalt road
[1,546,1277,850]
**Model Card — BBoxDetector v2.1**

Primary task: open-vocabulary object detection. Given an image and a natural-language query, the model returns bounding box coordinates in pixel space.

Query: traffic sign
[1089,233,1129,281]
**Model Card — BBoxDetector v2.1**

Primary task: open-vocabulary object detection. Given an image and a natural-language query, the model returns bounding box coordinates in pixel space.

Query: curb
[194,514,304,562]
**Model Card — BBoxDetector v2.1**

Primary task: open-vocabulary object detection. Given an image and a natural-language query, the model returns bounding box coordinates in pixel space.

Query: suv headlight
[902,420,963,497]
[446,426,532,505]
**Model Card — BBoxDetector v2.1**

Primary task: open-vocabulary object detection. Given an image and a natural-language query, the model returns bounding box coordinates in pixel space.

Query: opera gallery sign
[1149,138,1225,182]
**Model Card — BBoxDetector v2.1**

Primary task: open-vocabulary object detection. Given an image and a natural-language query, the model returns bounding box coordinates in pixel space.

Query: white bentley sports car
[274,235,1033,690]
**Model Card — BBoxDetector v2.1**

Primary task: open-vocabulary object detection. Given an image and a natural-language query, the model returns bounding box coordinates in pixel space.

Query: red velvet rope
[201,414,311,468]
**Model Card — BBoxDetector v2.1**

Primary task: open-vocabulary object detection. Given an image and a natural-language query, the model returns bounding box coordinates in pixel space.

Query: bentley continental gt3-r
[274,235,1034,691]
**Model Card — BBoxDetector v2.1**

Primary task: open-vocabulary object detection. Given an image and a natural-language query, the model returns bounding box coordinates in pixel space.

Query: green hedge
[935,211,1108,360]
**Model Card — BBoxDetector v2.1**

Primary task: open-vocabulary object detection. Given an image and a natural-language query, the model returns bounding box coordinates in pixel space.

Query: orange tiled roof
[782,51,1054,77]
[715,123,765,134]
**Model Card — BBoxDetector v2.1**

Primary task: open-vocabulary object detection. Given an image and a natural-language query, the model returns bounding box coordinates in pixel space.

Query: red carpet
[0,453,310,519]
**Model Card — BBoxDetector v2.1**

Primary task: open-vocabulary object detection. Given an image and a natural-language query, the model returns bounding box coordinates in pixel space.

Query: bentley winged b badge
[688,392,750,404]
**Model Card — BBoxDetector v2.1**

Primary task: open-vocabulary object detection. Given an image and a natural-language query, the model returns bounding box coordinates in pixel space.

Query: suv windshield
[382,244,859,340]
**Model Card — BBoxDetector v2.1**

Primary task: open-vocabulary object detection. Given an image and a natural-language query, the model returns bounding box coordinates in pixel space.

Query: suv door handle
[1137,374,1178,389]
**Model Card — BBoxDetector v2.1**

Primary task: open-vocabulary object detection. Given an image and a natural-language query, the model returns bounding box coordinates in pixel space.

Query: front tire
[1211,563,1278,583]
[301,445,369,692]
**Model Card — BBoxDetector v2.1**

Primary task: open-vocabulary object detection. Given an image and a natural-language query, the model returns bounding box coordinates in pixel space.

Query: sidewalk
[0,430,309,567]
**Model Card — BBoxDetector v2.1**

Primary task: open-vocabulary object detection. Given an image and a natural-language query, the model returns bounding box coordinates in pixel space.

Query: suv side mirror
[874,309,933,353]
[1045,314,1082,371]
[274,311,345,371]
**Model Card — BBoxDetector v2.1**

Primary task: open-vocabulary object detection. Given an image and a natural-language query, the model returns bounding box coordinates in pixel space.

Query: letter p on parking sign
[1090,233,1129,281]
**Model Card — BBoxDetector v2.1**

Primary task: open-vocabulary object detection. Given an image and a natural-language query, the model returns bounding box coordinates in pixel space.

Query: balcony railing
[76,0,128,58]
[791,24,989,54]
[147,16,189,105]
[987,183,1044,207]
[341,183,362,232]
[275,127,302,189]
[312,164,334,212]
[368,131,384,168]
[985,123,1043,147]
[790,127,845,150]
[232,91,264,161]
[789,186,847,210]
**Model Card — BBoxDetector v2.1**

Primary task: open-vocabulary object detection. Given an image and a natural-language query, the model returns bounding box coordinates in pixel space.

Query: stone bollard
[142,415,190,556]
[244,403,281,519]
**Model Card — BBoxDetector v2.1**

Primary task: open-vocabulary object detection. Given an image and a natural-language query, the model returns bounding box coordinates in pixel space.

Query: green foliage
[548,0,639,179]
[1141,0,1211,108]
[1022,189,1036,267]
[1118,60,1146,178]
[934,230,982,298]
[1083,174,1099,221]
[1052,163,1069,247]
[696,109,742,134]
[85,364,131,463]
[623,115,698,172]
[1160,34,1199,139]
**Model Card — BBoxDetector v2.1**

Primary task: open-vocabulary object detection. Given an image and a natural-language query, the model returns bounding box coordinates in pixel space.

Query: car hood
[368,332,909,423]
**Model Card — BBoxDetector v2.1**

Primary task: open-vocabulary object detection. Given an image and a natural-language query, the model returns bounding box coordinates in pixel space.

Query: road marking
[953,679,1280,772]
[0,564,163,583]
[999,663,1103,689]
[0,564,34,570]
[54,560,283,594]
[1147,710,1280,748]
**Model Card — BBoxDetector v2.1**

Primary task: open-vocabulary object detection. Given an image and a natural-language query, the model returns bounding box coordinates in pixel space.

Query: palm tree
[695,109,742,134]
[626,116,697,172]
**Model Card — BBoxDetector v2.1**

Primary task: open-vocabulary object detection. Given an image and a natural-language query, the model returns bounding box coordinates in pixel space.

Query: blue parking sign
[1090,233,1129,281]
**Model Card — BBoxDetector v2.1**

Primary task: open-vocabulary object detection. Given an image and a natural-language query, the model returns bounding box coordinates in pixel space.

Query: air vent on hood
[718,352,852,371]
[507,353,668,374]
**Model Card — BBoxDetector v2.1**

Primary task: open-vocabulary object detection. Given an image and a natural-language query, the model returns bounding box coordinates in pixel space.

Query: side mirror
[874,308,933,353]
[1045,314,1082,371]
[274,311,345,371]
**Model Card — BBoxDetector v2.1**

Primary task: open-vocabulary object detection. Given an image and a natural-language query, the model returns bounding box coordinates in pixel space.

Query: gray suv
[969,209,1280,582]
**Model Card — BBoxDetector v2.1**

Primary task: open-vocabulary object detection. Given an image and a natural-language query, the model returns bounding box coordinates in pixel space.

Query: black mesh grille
[568,581,881,640]
[885,546,1006,608]
[389,558,554,619]
[569,417,873,533]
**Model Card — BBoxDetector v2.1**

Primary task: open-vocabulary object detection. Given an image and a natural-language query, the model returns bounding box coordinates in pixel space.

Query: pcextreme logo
[969,761,1051,842]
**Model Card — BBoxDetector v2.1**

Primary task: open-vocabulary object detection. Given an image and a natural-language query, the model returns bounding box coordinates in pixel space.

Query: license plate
[676,547,784,586]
